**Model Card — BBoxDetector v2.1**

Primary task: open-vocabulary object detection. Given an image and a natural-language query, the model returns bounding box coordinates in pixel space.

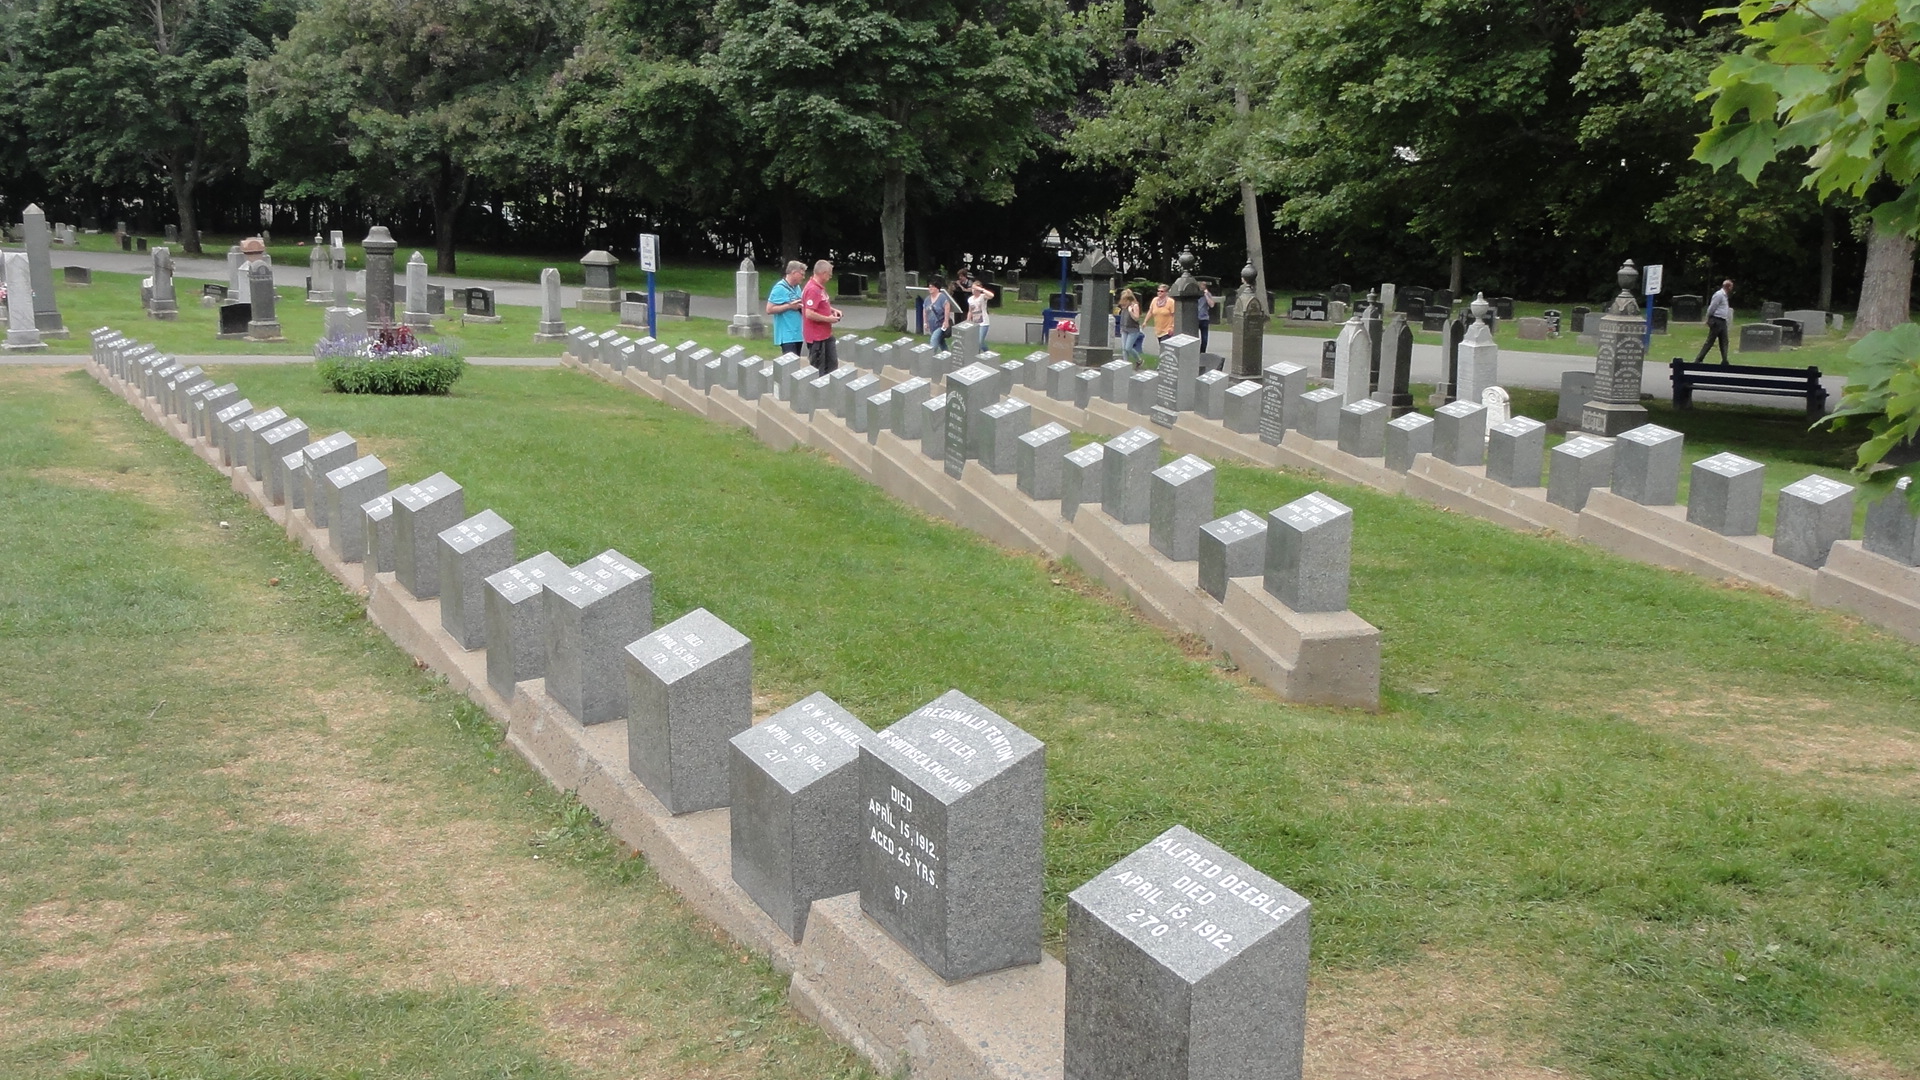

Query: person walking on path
[968,280,995,353]
[1117,288,1145,366]
[1147,283,1175,347]
[1694,279,1734,364]
[802,259,843,373]
[765,260,807,356]
[927,277,954,353]
[1197,280,1217,352]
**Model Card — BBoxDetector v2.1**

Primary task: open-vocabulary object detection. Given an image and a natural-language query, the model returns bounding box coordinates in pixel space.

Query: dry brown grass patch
[1622,689,1920,797]
[1307,953,1563,1080]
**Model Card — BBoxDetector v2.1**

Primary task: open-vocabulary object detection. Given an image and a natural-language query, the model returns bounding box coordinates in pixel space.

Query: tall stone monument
[1228,263,1267,380]
[331,233,350,299]
[1168,249,1203,338]
[149,247,178,321]
[1363,290,1383,392]
[403,252,433,329]
[1072,247,1118,367]
[728,257,766,338]
[362,226,398,327]
[3,253,46,351]
[1456,294,1498,403]
[1580,260,1651,436]
[246,260,284,341]
[308,234,331,303]
[227,244,246,296]
[20,204,65,337]
[579,250,620,313]
[1381,311,1415,415]
[535,267,567,342]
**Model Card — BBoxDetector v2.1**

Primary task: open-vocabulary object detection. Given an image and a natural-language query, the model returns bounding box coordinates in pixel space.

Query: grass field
[0,365,875,1078]
[62,356,1908,1080]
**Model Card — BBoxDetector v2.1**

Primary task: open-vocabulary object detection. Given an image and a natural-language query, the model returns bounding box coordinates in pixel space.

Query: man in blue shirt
[765,260,807,356]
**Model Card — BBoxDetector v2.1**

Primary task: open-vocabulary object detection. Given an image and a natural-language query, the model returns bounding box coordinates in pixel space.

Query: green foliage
[1700,1,1920,493]
[315,351,468,395]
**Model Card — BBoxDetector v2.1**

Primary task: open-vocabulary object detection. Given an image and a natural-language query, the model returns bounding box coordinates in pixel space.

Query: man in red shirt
[802,259,843,373]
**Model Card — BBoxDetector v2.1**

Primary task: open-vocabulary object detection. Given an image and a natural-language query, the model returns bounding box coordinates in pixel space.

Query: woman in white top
[968,282,994,353]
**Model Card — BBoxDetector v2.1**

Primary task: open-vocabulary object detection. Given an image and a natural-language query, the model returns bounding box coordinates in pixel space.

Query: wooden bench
[1669,359,1827,417]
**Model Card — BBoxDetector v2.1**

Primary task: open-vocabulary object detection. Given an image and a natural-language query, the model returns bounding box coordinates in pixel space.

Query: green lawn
[147,357,1920,1080]
[0,367,871,1079]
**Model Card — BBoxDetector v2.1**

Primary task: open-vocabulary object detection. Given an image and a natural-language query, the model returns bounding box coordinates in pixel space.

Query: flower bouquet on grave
[314,325,466,395]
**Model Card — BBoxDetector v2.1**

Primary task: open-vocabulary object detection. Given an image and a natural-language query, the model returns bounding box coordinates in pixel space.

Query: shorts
[779,340,804,356]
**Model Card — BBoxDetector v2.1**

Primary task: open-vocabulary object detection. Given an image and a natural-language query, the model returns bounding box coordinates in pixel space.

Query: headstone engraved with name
[300,433,358,525]
[626,607,753,814]
[1613,423,1684,505]
[259,419,311,502]
[1061,442,1105,521]
[483,551,571,700]
[1064,825,1310,1080]
[1336,397,1390,458]
[1259,363,1306,445]
[860,690,1046,981]
[1265,492,1352,613]
[1686,452,1765,535]
[731,693,874,941]
[437,509,516,650]
[239,408,289,478]
[1149,455,1216,561]
[324,456,389,561]
[1864,478,1920,565]
[1198,509,1268,602]
[392,473,466,600]
[1547,435,1615,512]
[1157,334,1202,413]
[1485,416,1547,488]
[945,363,999,478]
[1017,422,1073,500]
[1581,262,1651,436]
[1103,428,1163,525]
[544,550,653,724]
[1773,475,1856,567]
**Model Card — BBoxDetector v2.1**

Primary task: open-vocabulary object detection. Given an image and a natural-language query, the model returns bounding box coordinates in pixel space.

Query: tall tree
[1697,0,1920,492]
[18,0,285,253]
[248,0,576,272]
[1067,0,1271,298]
[712,0,1083,330]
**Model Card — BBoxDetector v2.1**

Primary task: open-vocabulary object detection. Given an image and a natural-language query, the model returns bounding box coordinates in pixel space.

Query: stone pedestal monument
[20,204,66,337]
[1228,262,1267,380]
[1071,247,1118,367]
[1580,261,1651,437]
[246,261,284,341]
[3,253,46,351]
[535,267,567,341]
[579,250,620,313]
[362,227,398,327]
[149,247,178,321]
[728,257,766,338]
[1456,294,1498,403]
[308,235,331,303]
[1168,249,1203,338]
[403,252,433,330]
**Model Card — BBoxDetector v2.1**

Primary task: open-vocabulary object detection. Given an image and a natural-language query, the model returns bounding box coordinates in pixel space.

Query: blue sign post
[638,232,660,341]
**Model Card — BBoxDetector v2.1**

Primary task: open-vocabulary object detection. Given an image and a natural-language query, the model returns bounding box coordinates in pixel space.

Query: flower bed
[315,327,466,395]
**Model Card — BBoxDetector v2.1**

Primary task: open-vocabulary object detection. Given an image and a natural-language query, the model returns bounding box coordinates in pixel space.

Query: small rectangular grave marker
[1774,475,1855,567]
[1127,370,1160,415]
[921,393,949,459]
[1432,400,1486,466]
[1149,455,1217,561]
[324,456,388,562]
[890,377,932,439]
[1547,435,1614,511]
[1260,363,1307,444]
[483,551,571,700]
[1686,452,1764,535]
[301,432,357,525]
[1864,478,1920,565]
[393,473,466,600]
[1017,422,1072,500]
[1613,423,1684,505]
[1485,416,1547,488]
[239,407,289,479]
[1061,443,1105,521]
[860,690,1046,981]
[1102,428,1163,524]
[360,494,396,586]
[1223,380,1262,434]
[1335,398,1389,458]
[731,693,874,941]
[978,398,1033,475]
[1265,492,1353,613]
[260,419,310,503]
[544,550,653,725]
[1065,826,1310,1080]
[1294,387,1342,441]
[437,509,516,650]
[626,607,753,814]
[1198,510,1268,601]
[945,362,999,478]
[279,450,309,510]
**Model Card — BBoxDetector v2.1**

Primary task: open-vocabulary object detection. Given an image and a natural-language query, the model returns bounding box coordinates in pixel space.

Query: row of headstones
[1415,398,1920,569]
[94,323,1316,1079]
[578,325,1362,617]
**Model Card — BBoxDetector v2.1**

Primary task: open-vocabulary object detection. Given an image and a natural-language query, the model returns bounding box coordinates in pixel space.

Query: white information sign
[1644,263,1663,296]
[638,233,659,273]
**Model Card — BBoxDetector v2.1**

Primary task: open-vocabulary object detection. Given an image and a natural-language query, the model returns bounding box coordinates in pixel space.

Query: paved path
[50,248,1840,411]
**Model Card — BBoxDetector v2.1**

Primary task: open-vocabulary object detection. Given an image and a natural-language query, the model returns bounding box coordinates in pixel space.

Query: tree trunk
[1819,208,1835,312]
[1852,222,1915,338]
[1449,250,1464,295]
[433,200,459,274]
[1234,87,1267,303]
[778,190,802,270]
[168,157,201,255]
[881,165,909,332]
